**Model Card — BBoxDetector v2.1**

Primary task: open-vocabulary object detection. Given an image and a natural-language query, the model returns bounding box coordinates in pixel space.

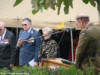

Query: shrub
[0,65,99,75]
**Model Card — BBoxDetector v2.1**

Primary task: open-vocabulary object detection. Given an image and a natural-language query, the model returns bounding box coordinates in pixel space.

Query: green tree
[96,0,100,22]
[13,0,100,21]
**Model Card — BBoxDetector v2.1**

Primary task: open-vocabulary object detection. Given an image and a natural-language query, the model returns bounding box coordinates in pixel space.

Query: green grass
[0,65,99,75]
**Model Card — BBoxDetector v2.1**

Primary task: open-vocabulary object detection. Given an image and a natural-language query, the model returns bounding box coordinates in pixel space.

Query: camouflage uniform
[75,24,100,73]
[39,39,58,59]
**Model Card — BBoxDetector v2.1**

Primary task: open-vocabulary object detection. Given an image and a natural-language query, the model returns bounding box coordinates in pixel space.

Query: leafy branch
[13,0,98,15]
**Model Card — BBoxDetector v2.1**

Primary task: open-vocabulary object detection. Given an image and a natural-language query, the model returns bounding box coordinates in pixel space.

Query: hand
[4,39,9,44]
[10,64,14,68]
[74,59,76,64]
[39,63,42,66]
[34,62,38,66]
[17,40,23,47]
[74,62,76,64]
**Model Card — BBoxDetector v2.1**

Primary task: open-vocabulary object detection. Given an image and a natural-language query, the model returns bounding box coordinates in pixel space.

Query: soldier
[75,14,100,74]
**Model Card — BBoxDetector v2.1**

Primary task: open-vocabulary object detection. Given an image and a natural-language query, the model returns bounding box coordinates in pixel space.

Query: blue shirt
[19,28,41,66]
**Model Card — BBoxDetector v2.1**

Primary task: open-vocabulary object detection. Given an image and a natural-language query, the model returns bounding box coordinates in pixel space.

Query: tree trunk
[96,0,100,23]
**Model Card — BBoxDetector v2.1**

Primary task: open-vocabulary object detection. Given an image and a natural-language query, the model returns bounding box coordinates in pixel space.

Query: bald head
[0,22,6,35]
[0,22,6,29]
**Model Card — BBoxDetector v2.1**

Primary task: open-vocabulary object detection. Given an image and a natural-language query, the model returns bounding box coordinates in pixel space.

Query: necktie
[1,36,2,40]
[0,36,3,41]
[0,36,2,42]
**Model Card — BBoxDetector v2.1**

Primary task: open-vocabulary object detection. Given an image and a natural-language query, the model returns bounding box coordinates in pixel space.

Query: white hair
[23,18,32,25]
[42,27,53,34]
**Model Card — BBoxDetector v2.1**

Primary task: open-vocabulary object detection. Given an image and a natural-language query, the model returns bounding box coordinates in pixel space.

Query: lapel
[30,28,35,34]
[4,29,9,39]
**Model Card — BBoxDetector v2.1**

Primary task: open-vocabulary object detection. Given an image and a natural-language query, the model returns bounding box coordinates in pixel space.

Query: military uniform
[39,39,58,59]
[75,23,100,73]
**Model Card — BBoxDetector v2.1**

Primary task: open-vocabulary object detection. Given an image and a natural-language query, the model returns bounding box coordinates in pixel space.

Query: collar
[0,29,7,40]
[27,27,32,33]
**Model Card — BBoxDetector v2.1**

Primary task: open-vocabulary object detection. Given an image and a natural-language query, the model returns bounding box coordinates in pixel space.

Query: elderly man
[0,22,16,69]
[75,14,100,74]
[17,18,41,66]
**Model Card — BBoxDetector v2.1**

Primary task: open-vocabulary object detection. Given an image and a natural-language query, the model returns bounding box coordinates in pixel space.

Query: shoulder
[31,28,38,34]
[19,29,24,35]
[6,30,14,36]
[80,24,94,36]
[33,29,41,37]
[80,25,96,38]
[87,23,94,28]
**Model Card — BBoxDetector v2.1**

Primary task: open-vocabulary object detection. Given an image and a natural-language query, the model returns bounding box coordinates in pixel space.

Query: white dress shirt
[0,29,7,41]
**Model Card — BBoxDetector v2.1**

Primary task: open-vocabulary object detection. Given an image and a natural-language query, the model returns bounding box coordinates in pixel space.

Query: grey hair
[23,18,32,24]
[42,27,53,35]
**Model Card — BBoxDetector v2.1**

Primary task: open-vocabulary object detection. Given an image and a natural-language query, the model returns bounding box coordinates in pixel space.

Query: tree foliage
[13,0,23,7]
[13,0,99,15]
[96,0,100,22]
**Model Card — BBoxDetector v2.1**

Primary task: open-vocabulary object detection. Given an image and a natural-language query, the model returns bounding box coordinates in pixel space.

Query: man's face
[43,31,51,40]
[22,21,31,31]
[76,20,83,29]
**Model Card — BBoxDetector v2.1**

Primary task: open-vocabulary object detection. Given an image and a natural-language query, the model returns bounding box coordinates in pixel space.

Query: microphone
[27,37,34,43]
[61,59,74,65]
[22,37,35,43]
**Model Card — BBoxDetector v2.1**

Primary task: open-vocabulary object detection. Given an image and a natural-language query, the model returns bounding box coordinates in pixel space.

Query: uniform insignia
[81,32,86,36]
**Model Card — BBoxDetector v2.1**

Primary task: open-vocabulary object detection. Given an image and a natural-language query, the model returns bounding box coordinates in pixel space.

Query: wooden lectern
[41,58,70,68]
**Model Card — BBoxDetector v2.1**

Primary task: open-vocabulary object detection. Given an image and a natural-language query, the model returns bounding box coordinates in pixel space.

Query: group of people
[0,14,100,74]
[0,18,59,69]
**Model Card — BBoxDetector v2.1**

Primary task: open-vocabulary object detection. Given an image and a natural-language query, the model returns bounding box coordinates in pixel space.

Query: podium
[41,58,70,68]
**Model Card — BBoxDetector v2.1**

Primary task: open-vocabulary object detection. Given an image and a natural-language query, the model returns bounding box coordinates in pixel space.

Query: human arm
[75,30,90,68]
[9,32,16,67]
[47,40,58,58]
[34,32,42,63]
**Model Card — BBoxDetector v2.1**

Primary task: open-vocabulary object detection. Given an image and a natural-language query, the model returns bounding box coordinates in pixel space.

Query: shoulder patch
[80,32,86,36]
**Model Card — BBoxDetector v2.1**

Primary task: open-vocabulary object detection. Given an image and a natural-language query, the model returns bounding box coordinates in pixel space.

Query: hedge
[0,65,100,75]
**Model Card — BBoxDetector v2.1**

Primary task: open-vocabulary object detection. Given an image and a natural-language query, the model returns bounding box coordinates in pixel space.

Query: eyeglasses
[22,24,28,26]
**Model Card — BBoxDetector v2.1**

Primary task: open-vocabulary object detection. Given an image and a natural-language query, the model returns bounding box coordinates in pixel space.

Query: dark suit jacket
[0,29,16,67]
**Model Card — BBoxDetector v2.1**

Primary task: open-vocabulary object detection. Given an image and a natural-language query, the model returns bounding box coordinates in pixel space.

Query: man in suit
[0,22,16,69]
[75,14,100,74]
[17,18,41,66]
